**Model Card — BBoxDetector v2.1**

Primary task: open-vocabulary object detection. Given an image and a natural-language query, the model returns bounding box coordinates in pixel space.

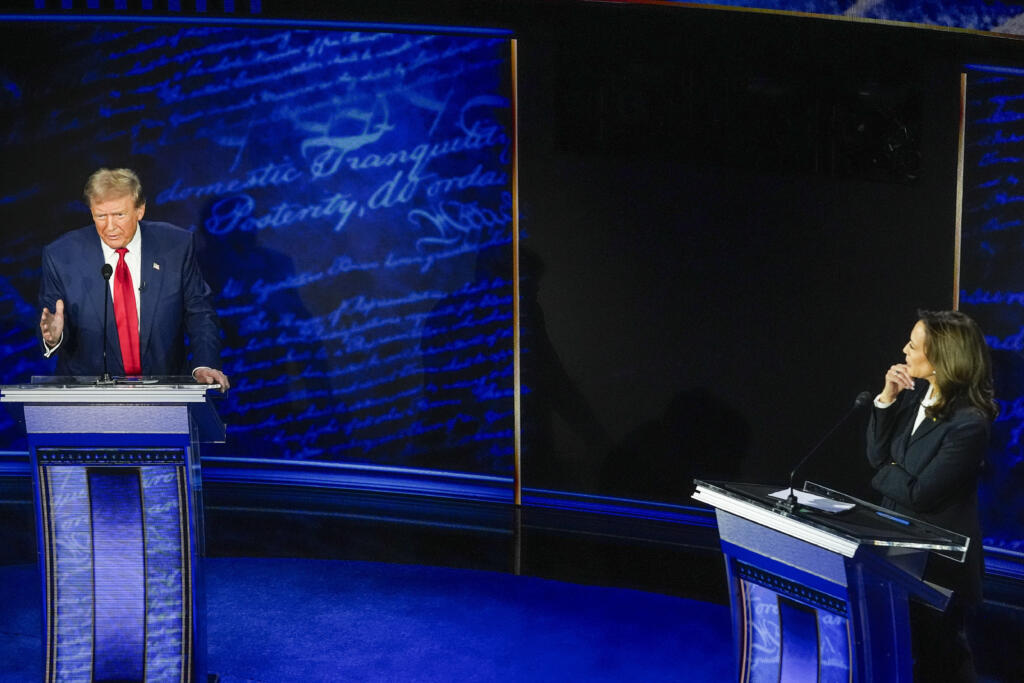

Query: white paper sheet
[769,488,856,513]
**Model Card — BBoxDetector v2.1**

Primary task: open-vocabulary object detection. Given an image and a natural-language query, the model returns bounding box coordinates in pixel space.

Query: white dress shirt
[874,383,938,435]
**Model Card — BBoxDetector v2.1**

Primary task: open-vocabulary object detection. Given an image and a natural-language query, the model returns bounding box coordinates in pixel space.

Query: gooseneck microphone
[99,263,114,384]
[783,390,872,510]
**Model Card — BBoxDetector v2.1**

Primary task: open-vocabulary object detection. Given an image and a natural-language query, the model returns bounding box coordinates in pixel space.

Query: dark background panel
[516,4,962,504]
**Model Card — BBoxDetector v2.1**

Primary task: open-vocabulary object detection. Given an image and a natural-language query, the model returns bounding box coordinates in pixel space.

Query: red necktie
[113,247,141,375]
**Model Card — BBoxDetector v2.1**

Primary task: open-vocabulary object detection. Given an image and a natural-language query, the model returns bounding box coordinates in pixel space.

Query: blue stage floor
[2,479,1021,680]
[0,558,733,682]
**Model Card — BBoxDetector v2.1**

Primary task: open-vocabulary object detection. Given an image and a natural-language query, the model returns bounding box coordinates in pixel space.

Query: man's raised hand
[40,299,64,348]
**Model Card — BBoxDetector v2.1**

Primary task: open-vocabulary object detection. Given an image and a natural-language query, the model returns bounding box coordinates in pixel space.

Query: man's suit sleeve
[180,232,222,370]
[38,243,73,355]
[870,415,988,514]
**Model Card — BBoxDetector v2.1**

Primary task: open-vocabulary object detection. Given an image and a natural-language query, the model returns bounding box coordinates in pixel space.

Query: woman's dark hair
[919,309,998,421]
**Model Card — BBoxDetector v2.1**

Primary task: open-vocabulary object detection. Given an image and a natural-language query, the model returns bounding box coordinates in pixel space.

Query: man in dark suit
[38,168,230,389]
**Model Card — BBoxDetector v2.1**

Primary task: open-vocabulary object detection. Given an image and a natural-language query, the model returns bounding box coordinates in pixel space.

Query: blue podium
[693,480,968,683]
[1,378,224,683]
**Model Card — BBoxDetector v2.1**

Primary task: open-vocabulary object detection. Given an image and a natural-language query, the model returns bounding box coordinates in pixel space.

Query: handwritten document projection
[959,66,1024,552]
[0,23,514,479]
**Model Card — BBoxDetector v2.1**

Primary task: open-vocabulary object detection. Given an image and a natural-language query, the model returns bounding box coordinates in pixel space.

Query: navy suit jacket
[866,382,989,603]
[39,221,222,376]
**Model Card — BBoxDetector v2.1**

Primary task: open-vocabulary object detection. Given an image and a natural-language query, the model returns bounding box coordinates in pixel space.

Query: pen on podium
[875,510,910,526]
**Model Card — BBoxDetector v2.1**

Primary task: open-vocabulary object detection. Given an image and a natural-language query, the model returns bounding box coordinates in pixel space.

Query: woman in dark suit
[867,309,998,682]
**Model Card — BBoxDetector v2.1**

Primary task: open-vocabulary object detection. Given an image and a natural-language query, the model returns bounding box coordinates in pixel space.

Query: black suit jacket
[866,382,989,603]
[39,221,222,376]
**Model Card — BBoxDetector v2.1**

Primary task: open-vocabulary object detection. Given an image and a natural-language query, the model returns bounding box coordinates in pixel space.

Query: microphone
[139,281,147,292]
[783,390,872,510]
[99,263,114,384]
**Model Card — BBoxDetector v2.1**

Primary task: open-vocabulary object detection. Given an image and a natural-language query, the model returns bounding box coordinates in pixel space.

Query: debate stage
[1,2,1024,681]
[1,477,1021,682]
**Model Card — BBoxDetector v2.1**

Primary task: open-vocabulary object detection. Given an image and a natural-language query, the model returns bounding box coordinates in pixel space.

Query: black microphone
[139,281,147,292]
[99,263,113,384]
[783,390,872,510]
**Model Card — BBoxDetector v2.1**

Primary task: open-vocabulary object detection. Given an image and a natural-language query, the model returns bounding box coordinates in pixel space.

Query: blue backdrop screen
[960,66,1024,552]
[0,21,514,477]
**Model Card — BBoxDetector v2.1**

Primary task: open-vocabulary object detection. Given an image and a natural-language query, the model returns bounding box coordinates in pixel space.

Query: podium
[1,377,225,683]
[693,480,968,683]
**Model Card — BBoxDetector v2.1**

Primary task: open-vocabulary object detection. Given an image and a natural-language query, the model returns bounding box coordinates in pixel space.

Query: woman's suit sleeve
[866,397,907,469]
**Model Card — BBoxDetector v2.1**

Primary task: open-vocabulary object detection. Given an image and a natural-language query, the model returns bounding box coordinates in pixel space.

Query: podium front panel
[694,481,944,682]
[718,509,854,683]
[36,446,197,682]
[25,404,190,434]
[2,382,217,682]
[737,575,853,683]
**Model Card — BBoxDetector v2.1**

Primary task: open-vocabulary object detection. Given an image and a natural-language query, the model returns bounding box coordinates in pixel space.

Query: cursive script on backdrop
[0,22,515,478]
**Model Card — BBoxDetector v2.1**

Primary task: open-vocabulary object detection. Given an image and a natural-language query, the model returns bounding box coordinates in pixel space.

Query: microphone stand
[779,391,872,512]
[98,263,114,385]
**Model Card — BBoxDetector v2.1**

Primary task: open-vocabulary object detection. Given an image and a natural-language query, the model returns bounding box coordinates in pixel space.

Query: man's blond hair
[83,168,146,207]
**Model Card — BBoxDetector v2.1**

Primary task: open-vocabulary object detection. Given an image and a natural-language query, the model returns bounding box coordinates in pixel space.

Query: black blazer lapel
[908,412,941,445]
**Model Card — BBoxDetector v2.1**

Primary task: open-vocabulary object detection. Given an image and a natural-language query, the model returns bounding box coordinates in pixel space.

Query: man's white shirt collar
[100,223,142,263]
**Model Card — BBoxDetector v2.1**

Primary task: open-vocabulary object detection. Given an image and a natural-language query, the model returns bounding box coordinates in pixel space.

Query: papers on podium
[769,488,856,513]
